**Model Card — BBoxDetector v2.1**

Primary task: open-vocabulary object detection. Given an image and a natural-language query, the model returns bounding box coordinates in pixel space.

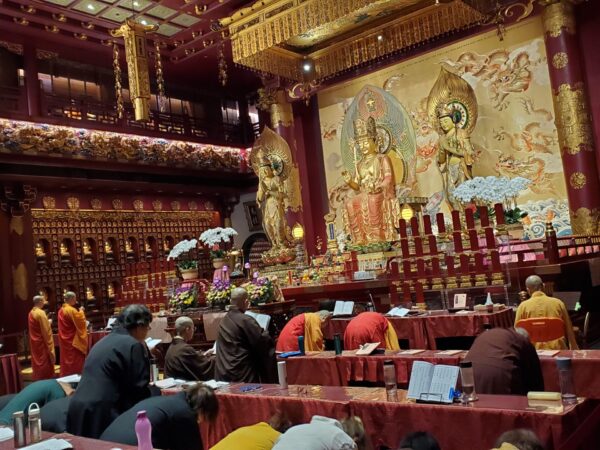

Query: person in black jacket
[67,304,154,438]
[100,384,219,450]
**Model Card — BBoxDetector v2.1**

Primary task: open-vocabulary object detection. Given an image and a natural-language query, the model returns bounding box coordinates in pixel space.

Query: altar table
[323,308,515,349]
[283,350,600,399]
[0,432,138,449]
[196,383,599,450]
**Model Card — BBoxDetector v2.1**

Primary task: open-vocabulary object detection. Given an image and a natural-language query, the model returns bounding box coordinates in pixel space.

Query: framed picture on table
[244,201,263,232]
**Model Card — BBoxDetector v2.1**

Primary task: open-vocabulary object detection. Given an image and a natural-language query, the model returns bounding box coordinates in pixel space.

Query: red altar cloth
[540,350,600,399]
[188,384,598,450]
[282,352,342,386]
[323,309,514,349]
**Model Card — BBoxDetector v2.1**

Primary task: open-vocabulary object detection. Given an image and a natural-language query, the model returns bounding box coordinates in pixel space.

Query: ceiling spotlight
[303,62,312,72]
[87,3,95,10]
[133,0,139,6]
[141,19,148,25]
[377,34,383,42]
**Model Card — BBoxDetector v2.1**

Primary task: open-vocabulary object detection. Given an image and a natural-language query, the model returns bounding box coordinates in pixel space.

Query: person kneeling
[100,384,218,450]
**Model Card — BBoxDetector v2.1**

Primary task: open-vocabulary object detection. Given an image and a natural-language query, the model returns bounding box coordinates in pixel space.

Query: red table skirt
[0,353,23,395]
[540,350,600,400]
[323,309,515,349]
[197,384,600,450]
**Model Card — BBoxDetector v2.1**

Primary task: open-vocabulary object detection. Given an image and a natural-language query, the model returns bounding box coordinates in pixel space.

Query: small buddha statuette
[86,286,94,301]
[145,241,153,255]
[107,284,115,298]
[35,242,46,258]
[125,239,134,254]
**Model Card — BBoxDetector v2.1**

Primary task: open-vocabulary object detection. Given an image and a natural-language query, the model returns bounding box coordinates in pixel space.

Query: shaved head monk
[215,287,277,383]
[343,312,400,351]
[58,291,88,376]
[276,311,332,352]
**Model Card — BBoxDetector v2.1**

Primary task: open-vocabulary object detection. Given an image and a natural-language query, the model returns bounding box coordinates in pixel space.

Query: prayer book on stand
[245,310,271,331]
[333,301,355,316]
[407,361,459,404]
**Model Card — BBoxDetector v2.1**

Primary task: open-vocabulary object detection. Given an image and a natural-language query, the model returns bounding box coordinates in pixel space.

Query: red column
[542,0,600,235]
[23,44,41,118]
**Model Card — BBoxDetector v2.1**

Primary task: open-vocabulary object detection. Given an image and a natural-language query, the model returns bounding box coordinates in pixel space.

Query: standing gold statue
[256,155,289,249]
[342,116,398,244]
[427,68,478,211]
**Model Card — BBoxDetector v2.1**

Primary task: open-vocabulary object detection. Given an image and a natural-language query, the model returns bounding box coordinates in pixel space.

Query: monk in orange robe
[276,311,332,352]
[343,312,400,351]
[58,291,88,376]
[28,295,56,380]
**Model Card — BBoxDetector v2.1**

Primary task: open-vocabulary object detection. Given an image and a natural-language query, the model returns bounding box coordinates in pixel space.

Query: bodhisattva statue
[427,67,478,212]
[256,155,289,250]
[341,116,399,244]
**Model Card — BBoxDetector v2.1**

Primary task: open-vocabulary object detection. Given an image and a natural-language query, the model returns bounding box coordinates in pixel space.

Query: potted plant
[206,279,235,309]
[199,227,238,269]
[167,238,199,280]
[242,276,275,306]
[169,285,198,311]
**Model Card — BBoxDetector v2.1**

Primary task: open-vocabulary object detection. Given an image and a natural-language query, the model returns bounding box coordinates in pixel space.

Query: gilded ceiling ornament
[0,41,23,55]
[13,17,29,26]
[171,201,181,211]
[67,197,80,211]
[552,52,568,69]
[504,0,534,22]
[553,83,594,154]
[152,200,163,211]
[133,199,144,211]
[195,4,208,15]
[569,172,586,190]
[112,199,123,210]
[42,196,56,210]
[111,20,158,122]
[542,0,575,37]
[74,33,88,41]
[45,25,60,34]
[52,13,67,22]
[188,201,198,211]
[90,198,102,210]
[256,87,277,112]
[113,44,124,119]
[37,50,58,60]
[82,22,95,30]
[101,40,115,46]
[570,207,600,235]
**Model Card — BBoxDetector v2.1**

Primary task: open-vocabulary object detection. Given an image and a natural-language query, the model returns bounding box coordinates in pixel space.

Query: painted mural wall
[318,18,571,238]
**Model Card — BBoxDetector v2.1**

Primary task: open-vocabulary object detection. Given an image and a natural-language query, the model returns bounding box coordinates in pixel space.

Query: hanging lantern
[111,19,157,121]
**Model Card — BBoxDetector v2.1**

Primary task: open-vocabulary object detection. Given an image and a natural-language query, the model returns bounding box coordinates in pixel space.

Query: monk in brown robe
[58,291,88,376]
[466,327,544,395]
[214,288,277,383]
[165,316,215,381]
[28,295,56,380]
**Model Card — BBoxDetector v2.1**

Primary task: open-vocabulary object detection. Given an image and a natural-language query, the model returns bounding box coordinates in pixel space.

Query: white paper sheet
[245,311,271,331]
[20,438,73,450]
[387,307,410,317]
[333,301,354,316]
[145,337,162,350]
[0,427,14,442]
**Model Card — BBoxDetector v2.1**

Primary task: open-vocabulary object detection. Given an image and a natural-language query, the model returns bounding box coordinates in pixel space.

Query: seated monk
[276,311,332,352]
[343,312,400,351]
[165,317,215,381]
[101,385,218,450]
[515,275,578,350]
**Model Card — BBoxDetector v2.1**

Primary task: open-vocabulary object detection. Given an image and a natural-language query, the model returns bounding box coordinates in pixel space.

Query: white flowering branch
[167,238,198,260]
[199,227,238,247]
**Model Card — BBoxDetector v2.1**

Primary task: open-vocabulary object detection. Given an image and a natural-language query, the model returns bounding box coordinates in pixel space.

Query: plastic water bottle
[383,360,398,402]
[334,334,342,355]
[459,361,477,402]
[298,336,305,354]
[135,410,153,450]
[277,361,288,389]
[556,357,577,404]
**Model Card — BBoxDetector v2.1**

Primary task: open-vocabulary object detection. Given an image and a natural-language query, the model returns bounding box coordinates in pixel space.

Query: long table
[282,350,600,399]
[196,383,600,450]
[323,308,515,349]
[0,432,137,449]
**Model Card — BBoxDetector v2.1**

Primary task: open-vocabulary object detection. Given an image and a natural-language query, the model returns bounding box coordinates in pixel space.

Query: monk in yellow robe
[276,311,332,352]
[28,295,55,380]
[515,275,578,350]
[58,291,88,376]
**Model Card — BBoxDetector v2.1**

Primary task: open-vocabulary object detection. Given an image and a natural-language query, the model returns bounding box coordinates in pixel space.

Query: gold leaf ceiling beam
[226,0,485,81]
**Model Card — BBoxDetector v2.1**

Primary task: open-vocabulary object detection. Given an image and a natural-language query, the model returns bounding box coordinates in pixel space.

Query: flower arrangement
[206,279,235,308]
[169,285,198,310]
[261,247,296,265]
[199,227,238,259]
[167,239,198,270]
[242,277,275,306]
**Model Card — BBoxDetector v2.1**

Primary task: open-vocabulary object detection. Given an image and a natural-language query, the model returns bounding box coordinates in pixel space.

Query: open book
[145,337,162,350]
[387,307,410,317]
[407,361,459,404]
[356,342,380,355]
[245,310,271,332]
[333,301,355,316]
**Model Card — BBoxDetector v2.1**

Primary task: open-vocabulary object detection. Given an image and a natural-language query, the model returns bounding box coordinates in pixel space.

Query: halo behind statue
[250,126,292,179]
[427,67,478,135]
[340,85,416,182]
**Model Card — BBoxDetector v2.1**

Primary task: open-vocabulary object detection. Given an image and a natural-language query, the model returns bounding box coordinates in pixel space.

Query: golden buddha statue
[256,154,290,250]
[107,284,115,298]
[86,286,94,301]
[145,241,152,255]
[341,116,399,244]
[35,242,46,259]
[125,239,134,254]
[104,240,113,254]
[83,240,93,256]
[60,242,71,259]
[163,240,170,253]
[427,68,478,211]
